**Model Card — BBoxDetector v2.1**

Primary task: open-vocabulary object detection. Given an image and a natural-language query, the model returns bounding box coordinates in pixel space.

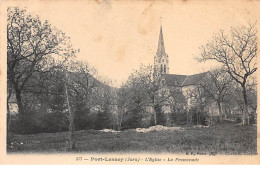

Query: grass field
[8,123,257,154]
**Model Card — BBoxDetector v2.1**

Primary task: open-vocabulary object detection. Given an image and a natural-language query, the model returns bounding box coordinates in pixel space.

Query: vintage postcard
[0,0,259,165]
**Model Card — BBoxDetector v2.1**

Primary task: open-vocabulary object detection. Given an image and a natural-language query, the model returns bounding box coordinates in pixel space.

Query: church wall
[181,85,196,108]
[181,85,220,117]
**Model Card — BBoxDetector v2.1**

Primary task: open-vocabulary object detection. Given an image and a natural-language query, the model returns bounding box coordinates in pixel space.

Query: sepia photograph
[0,0,259,165]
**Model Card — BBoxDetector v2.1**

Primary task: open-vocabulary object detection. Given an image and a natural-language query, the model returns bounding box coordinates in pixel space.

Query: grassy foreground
[8,123,257,154]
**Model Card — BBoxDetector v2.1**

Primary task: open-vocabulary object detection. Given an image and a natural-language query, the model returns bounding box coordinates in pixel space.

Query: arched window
[164,65,166,73]
[161,64,163,72]
[162,59,164,62]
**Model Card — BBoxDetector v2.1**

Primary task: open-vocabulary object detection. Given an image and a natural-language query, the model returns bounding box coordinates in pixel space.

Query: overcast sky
[11,0,259,86]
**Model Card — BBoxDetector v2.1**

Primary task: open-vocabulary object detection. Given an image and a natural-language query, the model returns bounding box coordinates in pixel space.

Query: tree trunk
[242,86,249,125]
[186,109,189,125]
[15,88,24,115]
[119,111,123,131]
[64,73,76,151]
[7,103,11,129]
[210,110,213,126]
[116,112,120,130]
[152,96,157,125]
[217,101,223,122]
[117,109,123,131]
[7,84,14,149]
[70,119,76,150]
[7,102,12,148]
[196,112,199,125]
[154,110,157,125]
[152,103,157,125]
[7,87,12,133]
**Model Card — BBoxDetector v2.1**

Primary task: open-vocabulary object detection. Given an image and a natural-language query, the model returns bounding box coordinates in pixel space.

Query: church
[153,25,216,116]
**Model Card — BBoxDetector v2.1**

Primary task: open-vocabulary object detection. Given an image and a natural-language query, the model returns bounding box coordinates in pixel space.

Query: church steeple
[154,22,169,74]
[157,26,165,57]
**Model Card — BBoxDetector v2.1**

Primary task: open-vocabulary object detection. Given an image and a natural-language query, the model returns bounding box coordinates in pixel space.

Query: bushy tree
[122,99,143,129]
[7,7,74,116]
[198,69,234,121]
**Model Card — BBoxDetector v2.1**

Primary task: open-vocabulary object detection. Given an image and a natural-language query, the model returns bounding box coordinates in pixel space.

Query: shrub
[10,110,41,134]
[94,110,111,130]
[10,109,70,134]
[169,111,187,125]
[74,107,95,130]
[190,108,209,126]
[40,112,69,133]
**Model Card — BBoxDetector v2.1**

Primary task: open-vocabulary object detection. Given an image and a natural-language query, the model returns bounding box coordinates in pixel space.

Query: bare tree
[68,61,98,110]
[7,7,74,116]
[63,71,75,150]
[229,76,257,119]
[196,23,257,125]
[63,61,98,150]
[116,86,128,130]
[186,85,211,125]
[199,69,233,121]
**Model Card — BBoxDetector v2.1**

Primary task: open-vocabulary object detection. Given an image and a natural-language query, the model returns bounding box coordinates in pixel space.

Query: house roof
[163,72,209,87]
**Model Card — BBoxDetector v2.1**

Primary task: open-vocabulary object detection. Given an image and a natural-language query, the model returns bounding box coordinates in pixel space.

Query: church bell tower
[154,24,169,74]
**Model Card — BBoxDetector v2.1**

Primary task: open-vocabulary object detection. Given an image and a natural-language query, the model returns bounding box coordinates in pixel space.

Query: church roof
[156,26,166,57]
[163,72,209,87]
[182,72,209,86]
[164,74,187,86]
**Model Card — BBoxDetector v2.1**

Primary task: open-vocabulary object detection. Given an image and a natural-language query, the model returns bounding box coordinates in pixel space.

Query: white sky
[13,0,259,86]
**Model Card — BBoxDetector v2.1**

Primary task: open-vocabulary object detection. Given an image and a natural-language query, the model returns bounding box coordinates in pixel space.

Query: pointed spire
[157,25,165,57]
